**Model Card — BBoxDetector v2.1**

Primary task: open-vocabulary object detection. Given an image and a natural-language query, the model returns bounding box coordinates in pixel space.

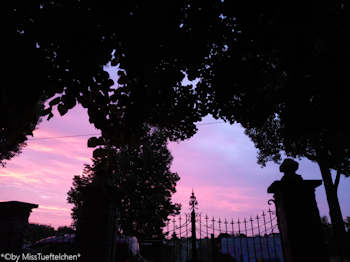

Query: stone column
[75,180,119,262]
[0,201,38,252]
[268,159,329,262]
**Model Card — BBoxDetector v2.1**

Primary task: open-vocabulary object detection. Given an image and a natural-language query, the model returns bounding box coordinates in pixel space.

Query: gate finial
[189,189,198,212]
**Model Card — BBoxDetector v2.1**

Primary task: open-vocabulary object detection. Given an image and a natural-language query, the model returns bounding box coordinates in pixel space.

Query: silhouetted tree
[188,1,350,254]
[23,223,55,245]
[5,2,349,252]
[167,2,350,253]
[321,216,333,238]
[67,130,180,240]
[56,226,75,236]
[345,217,350,232]
[0,99,44,167]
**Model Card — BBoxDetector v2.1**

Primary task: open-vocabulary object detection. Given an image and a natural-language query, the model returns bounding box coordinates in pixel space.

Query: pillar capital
[0,201,38,252]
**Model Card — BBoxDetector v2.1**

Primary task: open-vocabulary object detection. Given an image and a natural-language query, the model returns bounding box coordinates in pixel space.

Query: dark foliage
[67,130,180,240]
[23,223,55,245]
[4,0,349,256]
[0,100,43,167]
[23,224,75,246]
[3,0,210,165]
[345,217,350,232]
[56,226,75,236]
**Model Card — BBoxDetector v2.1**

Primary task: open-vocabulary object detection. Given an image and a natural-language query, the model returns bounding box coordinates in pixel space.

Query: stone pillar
[268,159,329,262]
[75,182,119,262]
[0,201,38,252]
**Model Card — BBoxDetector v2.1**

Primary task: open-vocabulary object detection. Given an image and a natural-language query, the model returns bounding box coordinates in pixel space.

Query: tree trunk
[317,159,347,260]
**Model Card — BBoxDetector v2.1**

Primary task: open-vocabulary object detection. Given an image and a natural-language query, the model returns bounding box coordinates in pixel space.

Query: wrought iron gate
[160,191,283,262]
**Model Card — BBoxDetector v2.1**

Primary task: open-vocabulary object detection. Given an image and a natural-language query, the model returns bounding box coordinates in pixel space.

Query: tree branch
[334,167,341,190]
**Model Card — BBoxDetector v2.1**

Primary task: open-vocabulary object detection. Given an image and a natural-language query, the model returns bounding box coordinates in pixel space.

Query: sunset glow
[1,106,349,228]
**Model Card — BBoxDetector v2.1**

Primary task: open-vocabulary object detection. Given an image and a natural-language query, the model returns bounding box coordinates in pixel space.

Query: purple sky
[1,105,349,229]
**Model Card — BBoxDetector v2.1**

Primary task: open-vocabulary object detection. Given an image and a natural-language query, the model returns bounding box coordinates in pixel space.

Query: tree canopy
[3,0,209,165]
[67,130,180,240]
[3,1,308,163]
[4,1,349,160]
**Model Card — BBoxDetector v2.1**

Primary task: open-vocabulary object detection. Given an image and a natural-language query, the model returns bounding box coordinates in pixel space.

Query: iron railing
[162,208,283,262]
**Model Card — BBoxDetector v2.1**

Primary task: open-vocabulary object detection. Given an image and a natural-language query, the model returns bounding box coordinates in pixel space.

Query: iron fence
[161,208,283,262]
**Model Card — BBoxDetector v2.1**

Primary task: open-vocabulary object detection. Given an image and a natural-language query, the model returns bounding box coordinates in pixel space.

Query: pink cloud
[1,107,349,230]
[0,169,41,185]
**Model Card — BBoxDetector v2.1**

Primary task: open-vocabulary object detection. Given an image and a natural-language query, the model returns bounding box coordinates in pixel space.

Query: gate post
[268,159,328,262]
[75,171,119,262]
[189,190,198,262]
[191,209,197,262]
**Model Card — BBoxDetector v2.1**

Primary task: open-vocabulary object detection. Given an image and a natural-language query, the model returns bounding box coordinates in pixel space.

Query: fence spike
[179,215,182,239]
[199,213,202,260]
[224,218,229,256]
[186,214,189,258]
[243,217,250,261]
[250,216,258,260]
[269,206,278,259]
[256,213,264,260]
[212,217,215,236]
[231,219,236,261]
[205,214,209,261]
[199,213,202,240]
[167,220,170,239]
[205,215,209,231]
[262,209,272,261]
[237,218,243,262]
[173,217,176,238]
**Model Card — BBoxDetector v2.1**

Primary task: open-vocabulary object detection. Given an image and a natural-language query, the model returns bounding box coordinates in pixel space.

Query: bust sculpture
[279,158,303,183]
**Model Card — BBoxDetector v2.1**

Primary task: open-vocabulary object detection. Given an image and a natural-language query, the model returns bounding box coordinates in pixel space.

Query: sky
[1,105,349,229]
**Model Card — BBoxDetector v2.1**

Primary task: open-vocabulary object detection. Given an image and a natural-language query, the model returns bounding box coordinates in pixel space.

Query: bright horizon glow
[0,105,349,229]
